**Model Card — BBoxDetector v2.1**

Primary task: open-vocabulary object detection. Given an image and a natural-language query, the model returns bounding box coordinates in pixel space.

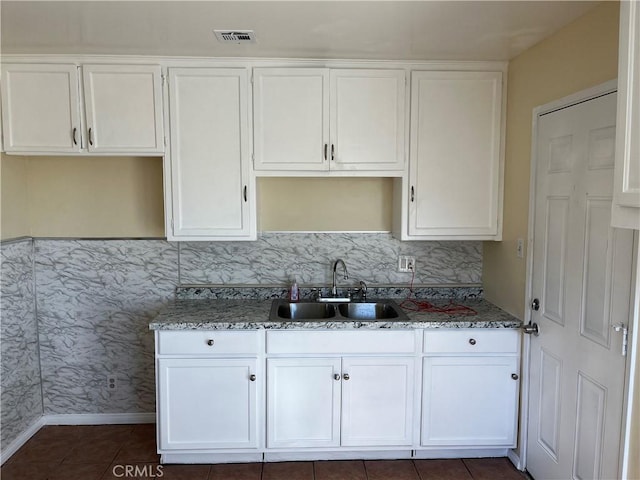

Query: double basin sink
[270,299,408,322]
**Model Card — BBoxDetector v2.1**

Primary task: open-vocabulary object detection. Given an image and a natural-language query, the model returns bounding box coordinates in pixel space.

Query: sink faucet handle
[359,281,367,301]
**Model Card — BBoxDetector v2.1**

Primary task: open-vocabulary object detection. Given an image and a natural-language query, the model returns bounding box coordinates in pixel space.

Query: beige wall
[0,156,394,239]
[483,1,620,319]
[26,156,165,238]
[0,153,30,239]
[258,177,393,231]
[0,155,165,239]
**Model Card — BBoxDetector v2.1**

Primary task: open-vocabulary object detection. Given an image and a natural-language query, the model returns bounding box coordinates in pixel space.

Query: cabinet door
[341,357,414,447]
[612,0,640,229]
[408,71,502,238]
[253,68,329,171]
[157,358,258,450]
[83,64,164,154]
[267,358,341,448]
[167,68,255,240]
[1,64,81,153]
[421,356,518,447]
[330,69,405,172]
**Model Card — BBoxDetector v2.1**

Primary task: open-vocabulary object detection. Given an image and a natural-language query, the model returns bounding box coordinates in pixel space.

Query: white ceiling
[0,1,601,61]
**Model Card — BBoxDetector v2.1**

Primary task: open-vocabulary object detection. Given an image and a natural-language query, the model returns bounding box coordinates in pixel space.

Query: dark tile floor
[1,425,530,480]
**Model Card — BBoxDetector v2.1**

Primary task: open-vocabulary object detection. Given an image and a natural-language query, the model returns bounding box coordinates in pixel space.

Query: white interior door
[527,91,634,480]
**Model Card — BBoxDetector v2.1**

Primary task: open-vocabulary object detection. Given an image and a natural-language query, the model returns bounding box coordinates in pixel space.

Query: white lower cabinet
[420,329,520,449]
[157,358,259,450]
[156,328,520,463]
[267,358,341,448]
[267,356,415,449]
[421,356,518,447]
[341,357,415,447]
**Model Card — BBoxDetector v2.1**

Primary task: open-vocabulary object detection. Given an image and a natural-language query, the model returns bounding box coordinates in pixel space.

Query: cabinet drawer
[157,330,260,355]
[423,329,519,354]
[267,330,415,354]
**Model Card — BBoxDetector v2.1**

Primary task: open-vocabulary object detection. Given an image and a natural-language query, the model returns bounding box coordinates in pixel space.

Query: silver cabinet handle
[410,186,415,202]
[324,144,328,161]
[343,373,350,381]
[468,338,476,345]
[511,373,519,380]
[72,127,78,145]
[249,374,256,381]
[206,339,214,346]
[243,186,247,202]
[334,373,341,381]
[88,127,94,146]
[331,144,335,161]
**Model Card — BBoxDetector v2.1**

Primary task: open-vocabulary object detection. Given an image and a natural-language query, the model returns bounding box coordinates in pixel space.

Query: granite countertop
[149,298,522,330]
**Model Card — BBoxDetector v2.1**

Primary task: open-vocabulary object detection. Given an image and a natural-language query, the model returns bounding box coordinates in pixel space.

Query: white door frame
[519,79,639,476]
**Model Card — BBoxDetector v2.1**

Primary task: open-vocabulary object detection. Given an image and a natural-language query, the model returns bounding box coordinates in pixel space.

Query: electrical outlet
[516,238,524,258]
[107,375,118,391]
[398,256,416,273]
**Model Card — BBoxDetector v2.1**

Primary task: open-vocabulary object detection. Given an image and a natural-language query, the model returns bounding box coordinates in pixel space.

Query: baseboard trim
[44,412,156,425]
[412,448,508,459]
[265,450,413,462]
[1,413,155,465]
[162,452,263,464]
[0,416,46,465]
[507,448,524,471]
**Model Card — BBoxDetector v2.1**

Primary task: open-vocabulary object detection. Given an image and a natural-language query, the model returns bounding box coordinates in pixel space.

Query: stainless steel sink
[337,302,404,320]
[274,301,336,320]
[270,299,407,321]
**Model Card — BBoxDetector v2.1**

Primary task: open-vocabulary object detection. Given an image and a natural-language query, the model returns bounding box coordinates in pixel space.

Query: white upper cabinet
[330,70,406,172]
[1,64,82,153]
[612,0,640,230]
[166,68,255,241]
[398,71,503,240]
[253,68,329,171]
[253,68,405,175]
[0,63,163,155]
[83,64,164,153]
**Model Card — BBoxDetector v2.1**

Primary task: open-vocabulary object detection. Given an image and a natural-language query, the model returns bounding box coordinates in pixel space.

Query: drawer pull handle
[511,373,519,380]
[469,338,477,345]
[206,339,214,346]
[343,373,350,381]
[249,374,256,381]
[334,373,341,381]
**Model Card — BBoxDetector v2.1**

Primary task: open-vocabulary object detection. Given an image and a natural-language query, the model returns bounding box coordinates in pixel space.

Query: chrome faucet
[331,259,349,297]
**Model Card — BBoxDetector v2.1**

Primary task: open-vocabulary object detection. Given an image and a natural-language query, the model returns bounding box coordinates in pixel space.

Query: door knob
[334,374,341,381]
[343,373,350,381]
[522,322,539,336]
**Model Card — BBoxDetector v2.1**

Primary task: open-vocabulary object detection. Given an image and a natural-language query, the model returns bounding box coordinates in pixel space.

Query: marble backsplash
[1,234,481,436]
[0,239,42,451]
[179,233,482,285]
[35,240,179,415]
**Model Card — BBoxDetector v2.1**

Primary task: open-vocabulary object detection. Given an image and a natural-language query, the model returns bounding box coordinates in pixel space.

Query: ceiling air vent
[214,30,257,44]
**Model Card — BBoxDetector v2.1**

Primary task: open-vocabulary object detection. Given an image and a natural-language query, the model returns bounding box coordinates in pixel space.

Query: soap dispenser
[289,278,299,302]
